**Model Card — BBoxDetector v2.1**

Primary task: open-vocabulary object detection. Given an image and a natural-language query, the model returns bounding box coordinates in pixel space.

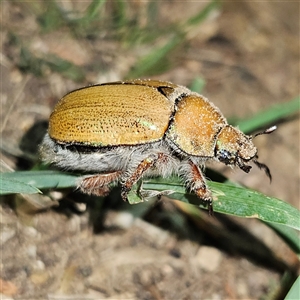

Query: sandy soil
[1,1,299,299]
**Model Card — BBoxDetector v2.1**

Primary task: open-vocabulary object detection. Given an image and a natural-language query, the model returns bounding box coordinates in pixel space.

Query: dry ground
[1,1,299,299]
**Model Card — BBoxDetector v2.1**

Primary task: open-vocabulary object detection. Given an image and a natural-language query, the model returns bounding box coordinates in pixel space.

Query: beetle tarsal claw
[121,187,129,202]
[208,199,214,216]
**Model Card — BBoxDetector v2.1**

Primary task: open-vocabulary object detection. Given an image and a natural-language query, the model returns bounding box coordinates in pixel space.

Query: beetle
[40,79,276,214]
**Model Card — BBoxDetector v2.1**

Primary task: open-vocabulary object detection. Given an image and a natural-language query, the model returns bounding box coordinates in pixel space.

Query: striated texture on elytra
[167,95,227,156]
[49,84,174,146]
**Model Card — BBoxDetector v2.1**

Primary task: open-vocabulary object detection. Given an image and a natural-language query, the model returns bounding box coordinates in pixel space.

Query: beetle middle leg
[79,171,122,196]
[121,152,169,201]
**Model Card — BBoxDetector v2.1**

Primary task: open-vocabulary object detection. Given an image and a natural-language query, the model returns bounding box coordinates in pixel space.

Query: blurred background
[1,1,299,299]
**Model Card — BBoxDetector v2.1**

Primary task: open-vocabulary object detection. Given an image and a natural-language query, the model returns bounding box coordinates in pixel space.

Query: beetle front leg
[121,153,168,201]
[181,160,213,215]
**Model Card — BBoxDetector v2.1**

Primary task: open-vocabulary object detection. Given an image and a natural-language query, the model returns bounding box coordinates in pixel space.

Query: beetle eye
[217,149,233,165]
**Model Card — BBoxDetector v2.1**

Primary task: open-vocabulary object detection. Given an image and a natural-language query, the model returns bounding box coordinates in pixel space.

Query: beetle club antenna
[254,125,277,138]
[252,125,276,182]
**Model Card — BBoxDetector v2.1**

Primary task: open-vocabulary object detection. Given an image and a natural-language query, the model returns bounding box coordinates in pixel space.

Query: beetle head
[215,125,276,181]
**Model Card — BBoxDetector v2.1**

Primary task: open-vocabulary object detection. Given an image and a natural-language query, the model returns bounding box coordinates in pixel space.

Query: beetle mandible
[40,79,276,214]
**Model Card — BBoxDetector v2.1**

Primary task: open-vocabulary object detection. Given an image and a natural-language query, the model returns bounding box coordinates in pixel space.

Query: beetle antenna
[254,125,277,138]
[253,159,272,182]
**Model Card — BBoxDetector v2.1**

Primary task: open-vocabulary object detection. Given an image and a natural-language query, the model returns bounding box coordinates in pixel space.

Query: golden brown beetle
[40,79,276,214]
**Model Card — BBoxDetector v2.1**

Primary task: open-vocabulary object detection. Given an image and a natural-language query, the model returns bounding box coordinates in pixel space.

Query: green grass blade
[0,176,41,195]
[127,35,183,78]
[45,55,85,82]
[265,222,300,256]
[285,276,300,300]
[3,171,299,231]
[237,96,300,134]
[83,0,107,22]
[0,171,78,194]
[113,0,127,29]
[183,0,220,27]
[189,77,206,94]
[137,177,300,231]
[37,0,65,32]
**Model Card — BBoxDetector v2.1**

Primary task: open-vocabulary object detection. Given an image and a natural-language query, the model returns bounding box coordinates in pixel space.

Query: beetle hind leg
[79,171,122,196]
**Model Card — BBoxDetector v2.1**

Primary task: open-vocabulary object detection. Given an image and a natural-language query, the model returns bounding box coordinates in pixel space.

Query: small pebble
[33,260,45,271]
[1,227,16,244]
[26,244,37,258]
[114,212,135,229]
[195,246,223,272]
[23,226,38,238]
